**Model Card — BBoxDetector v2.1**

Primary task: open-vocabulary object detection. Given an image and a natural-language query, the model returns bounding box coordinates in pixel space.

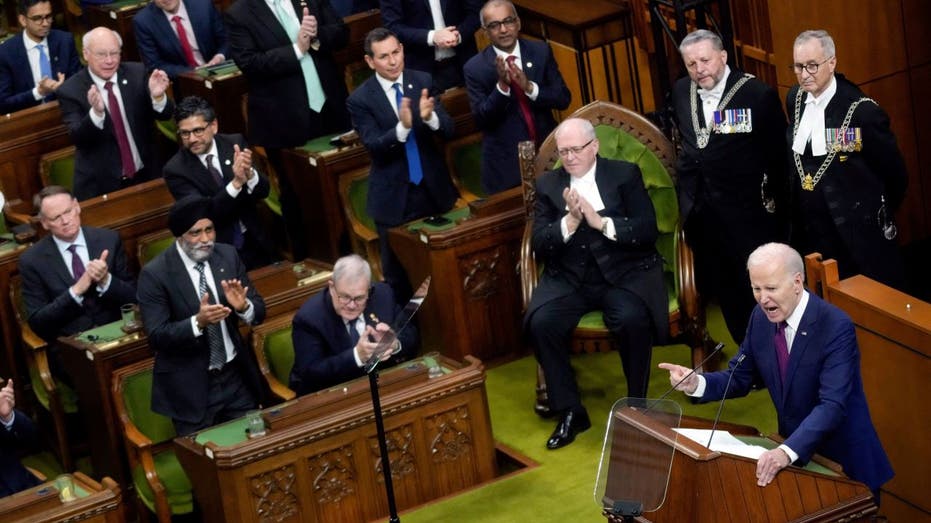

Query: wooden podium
[600,408,876,522]
[174,355,497,523]
[0,473,125,523]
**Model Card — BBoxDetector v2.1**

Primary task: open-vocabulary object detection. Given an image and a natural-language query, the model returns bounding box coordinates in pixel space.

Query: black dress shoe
[546,409,591,450]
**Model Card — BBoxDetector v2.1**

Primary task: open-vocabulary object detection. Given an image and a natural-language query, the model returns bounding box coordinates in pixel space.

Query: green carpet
[401,307,777,522]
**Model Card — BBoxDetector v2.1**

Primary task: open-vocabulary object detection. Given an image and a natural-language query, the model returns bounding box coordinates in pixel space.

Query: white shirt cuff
[526,81,539,100]
[1,411,14,428]
[427,29,436,47]
[778,444,798,464]
[688,375,707,397]
[396,121,411,142]
[424,112,440,130]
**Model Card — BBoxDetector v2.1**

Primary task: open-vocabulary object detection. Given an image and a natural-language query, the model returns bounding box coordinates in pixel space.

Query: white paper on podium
[672,428,768,460]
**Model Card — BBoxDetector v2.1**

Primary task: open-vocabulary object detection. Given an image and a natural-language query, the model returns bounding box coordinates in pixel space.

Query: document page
[672,428,768,460]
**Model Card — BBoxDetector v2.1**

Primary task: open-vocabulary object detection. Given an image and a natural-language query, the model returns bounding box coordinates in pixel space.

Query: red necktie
[172,15,198,68]
[774,321,789,383]
[104,81,136,178]
[506,55,537,144]
[67,244,85,281]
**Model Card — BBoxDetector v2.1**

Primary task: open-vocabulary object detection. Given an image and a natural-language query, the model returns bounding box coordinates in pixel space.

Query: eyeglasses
[556,138,595,158]
[90,50,121,60]
[45,205,77,225]
[26,14,54,23]
[791,57,833,75]
[334,290,370,306]
[178,126,210,139]
[484,16,518,32]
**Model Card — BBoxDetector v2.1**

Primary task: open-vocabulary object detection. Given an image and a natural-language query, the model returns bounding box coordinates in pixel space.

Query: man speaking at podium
[659,243,892,496]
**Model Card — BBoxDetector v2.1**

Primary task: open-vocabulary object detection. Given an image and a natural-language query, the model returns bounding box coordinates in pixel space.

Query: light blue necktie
[393,83,423,185]
[37,43,52,84]
[271,0,326,112]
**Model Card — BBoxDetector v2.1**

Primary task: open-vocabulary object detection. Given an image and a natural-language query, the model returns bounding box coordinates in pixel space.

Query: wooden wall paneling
[858,72,921,244]
[902,0,931,67]
[909,64,931,241]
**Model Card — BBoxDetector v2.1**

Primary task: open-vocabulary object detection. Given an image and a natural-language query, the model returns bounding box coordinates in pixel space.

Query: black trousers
[528,280,653,413]
[171,358,257,437]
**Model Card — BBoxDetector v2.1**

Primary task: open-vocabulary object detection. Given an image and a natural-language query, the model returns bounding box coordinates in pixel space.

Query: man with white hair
[659,242,892,496]
[289,254,418,395]
[787,29,907,290]
[524,117,668,450]
[57,27,173,200]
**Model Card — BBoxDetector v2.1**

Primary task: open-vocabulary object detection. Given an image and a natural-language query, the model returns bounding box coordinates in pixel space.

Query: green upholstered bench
[252,312,298,402]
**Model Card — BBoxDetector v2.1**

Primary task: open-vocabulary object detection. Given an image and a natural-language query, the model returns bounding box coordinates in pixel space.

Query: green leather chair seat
[348,176,376,232]
[156,120,178,144]
[47,155,75,192]
[139,235,175,266]
[28,360,79,413]
[265,326,294,385]
[132,453,193,514]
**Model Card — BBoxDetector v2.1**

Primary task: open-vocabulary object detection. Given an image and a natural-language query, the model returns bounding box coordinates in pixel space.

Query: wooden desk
[79,178,175,273]
[0,241,32,388]
[0,102,70,204]
[388,191,525,362]
[333,9,381,69]
[174,355,496,523]
[280,139,370,261]
[514,0,642,110]
[57,258,332,483]
[84,0,147,62]
[176,65,249,136]
[0,473,125,523]
[806,256,931,522]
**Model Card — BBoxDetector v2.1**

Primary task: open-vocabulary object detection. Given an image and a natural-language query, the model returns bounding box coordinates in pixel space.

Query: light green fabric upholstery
[121,369,193,516]
[139,235,175,266]
[265,326,294,385]
[156,120,178,144]
[46,155,75,192]
[28,362,79,413]
[263,178,282,217]
[348,176,375,232]
[450,140,485,199]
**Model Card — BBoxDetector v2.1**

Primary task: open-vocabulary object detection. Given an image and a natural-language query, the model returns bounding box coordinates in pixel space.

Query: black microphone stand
[367,369,400,523]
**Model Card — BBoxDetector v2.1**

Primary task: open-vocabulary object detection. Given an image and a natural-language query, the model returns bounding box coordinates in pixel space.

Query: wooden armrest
[120,421,154,450]
[266,377,296,403]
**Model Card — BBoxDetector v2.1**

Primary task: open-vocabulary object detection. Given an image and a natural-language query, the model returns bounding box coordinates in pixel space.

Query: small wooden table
[174,354,496,523]
[0,473,125,523]
[176,63,249,137]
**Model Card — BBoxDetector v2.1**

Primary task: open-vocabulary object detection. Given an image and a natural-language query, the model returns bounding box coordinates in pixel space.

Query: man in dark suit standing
[525,118,667,450]
[290,254,418,395]
[133,0,229,81]
[0,0,81,114]
[659,243,893,495]
[0,378,42,498]
[57,27,174,201]
[19,186,137,344]
[138,197,267,435]
[226,0,350,259]
[463,0,570,194]
[380,0,481,91]
[347,27,459,301]
[164,96,275,270]
[672,29,788,344]
[787,30,907,290]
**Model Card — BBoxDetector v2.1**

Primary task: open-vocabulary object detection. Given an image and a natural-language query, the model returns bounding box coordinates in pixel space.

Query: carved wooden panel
[248,464,299,523]
[307,445,363,523]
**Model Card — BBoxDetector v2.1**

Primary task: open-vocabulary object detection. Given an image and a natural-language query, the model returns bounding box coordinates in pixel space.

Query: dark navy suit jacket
[463,38,570,194]
[380,0,480,75]
[0,411,42,498]
[701,292,894,490]
[289,282,418,395]
[133,0,229,79]
[0,29,80,114]
[18,226,137,343]
[346,69,459,225]
[138,243,266,424]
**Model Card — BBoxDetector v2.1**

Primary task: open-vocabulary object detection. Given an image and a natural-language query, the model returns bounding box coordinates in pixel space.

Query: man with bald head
[672,29,788,344]
[57,27,174,200]
[289,254,418,395]
[659,243,892,496]
[524,118,667,450]
[787,30,907,291]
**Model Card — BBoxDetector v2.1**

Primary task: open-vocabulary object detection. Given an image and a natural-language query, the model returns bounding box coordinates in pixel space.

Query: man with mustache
[138,196,267,435]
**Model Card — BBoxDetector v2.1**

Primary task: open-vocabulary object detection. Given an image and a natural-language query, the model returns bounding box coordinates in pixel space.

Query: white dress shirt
[52,229,111,303]
[374,72,440,143]
[160,1,207,65]
[21,34,50,101]
[492,42,539,100]
[560,162,616,241]
[696,65,731,127]
[792,76,838,157]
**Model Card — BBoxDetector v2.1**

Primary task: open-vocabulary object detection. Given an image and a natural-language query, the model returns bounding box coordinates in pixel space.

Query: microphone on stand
[648,342,725,410]
[706,352,747,448]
